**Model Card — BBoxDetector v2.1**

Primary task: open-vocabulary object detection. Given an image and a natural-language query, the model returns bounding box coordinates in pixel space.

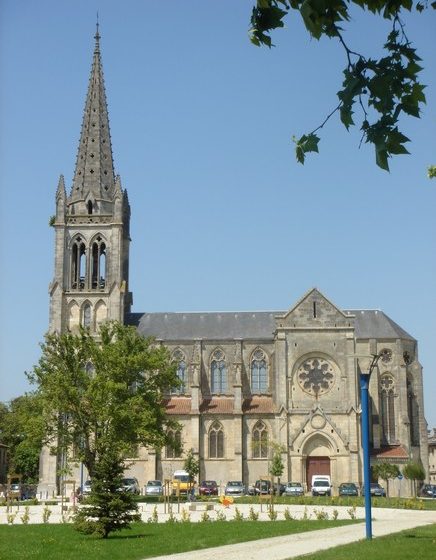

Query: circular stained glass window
[297,357,336,397]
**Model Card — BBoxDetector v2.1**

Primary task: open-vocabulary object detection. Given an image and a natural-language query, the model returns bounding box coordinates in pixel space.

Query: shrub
[347,505,357,519]
[248,506,259,521]
[147,505,158,524]
[268,506,278,521]
[234,507,244,521]
[284,507,293,521]
[200,511,211,522]
[7,513,16,525]
[314,508,329,520]
[215,509,227,521]
[332,508,339,520]
[180,508,191,523]
[42,506,52,523]
[20,506,30,524]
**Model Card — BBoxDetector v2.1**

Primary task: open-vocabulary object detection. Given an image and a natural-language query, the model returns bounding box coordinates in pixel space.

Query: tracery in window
[251,348,268,393]
[407,376,419,446]
[91,235,106,290]
[166,430,182,458]
[211,349,227,393]
[71,236,86,290]
[380,374,396,444]
[209,421,224,459]
[171,349,186,394]
[252,420,268,458]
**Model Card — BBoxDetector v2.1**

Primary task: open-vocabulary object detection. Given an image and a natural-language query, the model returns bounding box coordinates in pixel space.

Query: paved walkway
[150,507,436,560]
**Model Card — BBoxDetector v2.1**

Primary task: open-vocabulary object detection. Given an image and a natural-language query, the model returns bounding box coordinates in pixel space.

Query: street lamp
[359,353,382,540]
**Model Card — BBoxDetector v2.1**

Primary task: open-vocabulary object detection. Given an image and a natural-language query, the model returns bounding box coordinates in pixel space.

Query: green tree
[0,394,44,483]
[74,446,140,538]
[372,461,400,497]
[269,442,285,495]
[183,448,200,495]
[249,1,434,170]
[28,321,180,536]
[403,460,426,496]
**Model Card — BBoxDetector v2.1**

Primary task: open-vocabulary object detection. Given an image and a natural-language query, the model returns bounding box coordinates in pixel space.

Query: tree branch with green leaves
[249,0,434,171]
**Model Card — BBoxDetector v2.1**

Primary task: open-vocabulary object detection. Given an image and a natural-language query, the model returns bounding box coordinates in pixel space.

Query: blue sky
[0,1,435,427]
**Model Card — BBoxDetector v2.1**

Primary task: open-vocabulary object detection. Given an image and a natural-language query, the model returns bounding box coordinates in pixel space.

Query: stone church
[38,30,428,496]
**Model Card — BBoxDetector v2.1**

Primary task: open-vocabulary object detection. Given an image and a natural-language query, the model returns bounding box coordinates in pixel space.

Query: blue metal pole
[360,372,372,540]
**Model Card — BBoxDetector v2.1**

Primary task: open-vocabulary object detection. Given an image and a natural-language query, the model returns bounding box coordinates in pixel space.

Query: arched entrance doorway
[303,435,332,489]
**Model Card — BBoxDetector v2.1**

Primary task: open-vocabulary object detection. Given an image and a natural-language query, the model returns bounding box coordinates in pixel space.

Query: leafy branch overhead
[250,0,434,170]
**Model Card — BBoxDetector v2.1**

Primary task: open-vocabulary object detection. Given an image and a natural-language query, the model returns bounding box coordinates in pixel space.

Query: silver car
[145,480,163,497]
[225,480,245,496]
[120,477,140,494]
[283,482,304,497]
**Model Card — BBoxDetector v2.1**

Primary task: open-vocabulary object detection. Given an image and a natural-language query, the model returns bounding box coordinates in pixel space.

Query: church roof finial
[94,13,100,54]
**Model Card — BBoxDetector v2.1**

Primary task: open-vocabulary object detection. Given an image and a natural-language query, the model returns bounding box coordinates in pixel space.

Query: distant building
[428,429,436,484]
[37,28,429,497]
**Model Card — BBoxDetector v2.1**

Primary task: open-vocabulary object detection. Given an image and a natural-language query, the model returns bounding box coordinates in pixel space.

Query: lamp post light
[359,353,382,540]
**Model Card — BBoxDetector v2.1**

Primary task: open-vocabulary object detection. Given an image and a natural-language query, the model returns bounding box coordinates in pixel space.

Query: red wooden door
[306,456,330,488]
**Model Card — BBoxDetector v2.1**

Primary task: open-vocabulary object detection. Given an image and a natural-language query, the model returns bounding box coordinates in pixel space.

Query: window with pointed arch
[251,348,268,393]
[171,349,187,394]
[166,430,182,459]
[407,376,419,446]
[380,374,396,444]
[91,235,107,290]
[71,236,87,290]
[252,420,268,459]
[209,421,224,459]
[210,349,227,393]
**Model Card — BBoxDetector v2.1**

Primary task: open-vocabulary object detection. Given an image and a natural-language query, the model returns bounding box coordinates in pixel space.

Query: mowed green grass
[0,519,357,560]
[293,523,436,560]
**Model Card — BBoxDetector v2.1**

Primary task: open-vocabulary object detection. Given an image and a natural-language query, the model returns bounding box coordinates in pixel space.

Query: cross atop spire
[94,14,100,53]
[70,25,115,205]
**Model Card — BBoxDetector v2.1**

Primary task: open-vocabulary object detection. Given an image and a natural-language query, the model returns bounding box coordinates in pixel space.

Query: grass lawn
[0,519,357,560]
[292,523,436,560]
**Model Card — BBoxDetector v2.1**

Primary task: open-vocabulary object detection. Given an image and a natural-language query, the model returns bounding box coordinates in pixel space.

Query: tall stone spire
[70,24,115,203]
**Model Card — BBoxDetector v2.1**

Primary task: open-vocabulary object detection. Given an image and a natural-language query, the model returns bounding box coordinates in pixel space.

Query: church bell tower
[49,26,131,336]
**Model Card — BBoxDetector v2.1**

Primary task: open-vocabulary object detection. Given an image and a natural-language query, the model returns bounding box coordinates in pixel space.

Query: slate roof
[127,309,415,341]
[128,311,278,341]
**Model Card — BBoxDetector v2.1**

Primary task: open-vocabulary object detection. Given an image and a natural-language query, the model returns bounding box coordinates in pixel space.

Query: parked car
[253,479,272,495]
[419,484,436,498]
[225,481,245,496]
[362,483,386,497]
[199,480,218,496]
[120,477,140,494]
[283,482,305,497]
[145,480,163,497]
[311,475,332,497]
[339,482,359,497]
[82,480,92,495]
[273,482,286,496]
[172,470,192,496]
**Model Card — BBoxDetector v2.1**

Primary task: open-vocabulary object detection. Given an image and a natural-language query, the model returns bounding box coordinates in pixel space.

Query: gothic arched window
[380,374,396,444]
[407,376,419,446]
[209,421,224,458]
[171,349,186,394]
[211,349,227,394]
[71,237,86,290]
[91,235,106,290]
[252,420,268,458]
[251,348,268,393]
[166,430,182,459]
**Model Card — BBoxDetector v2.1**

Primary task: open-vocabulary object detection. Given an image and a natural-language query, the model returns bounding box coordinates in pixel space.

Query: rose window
[297,358,335,396]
